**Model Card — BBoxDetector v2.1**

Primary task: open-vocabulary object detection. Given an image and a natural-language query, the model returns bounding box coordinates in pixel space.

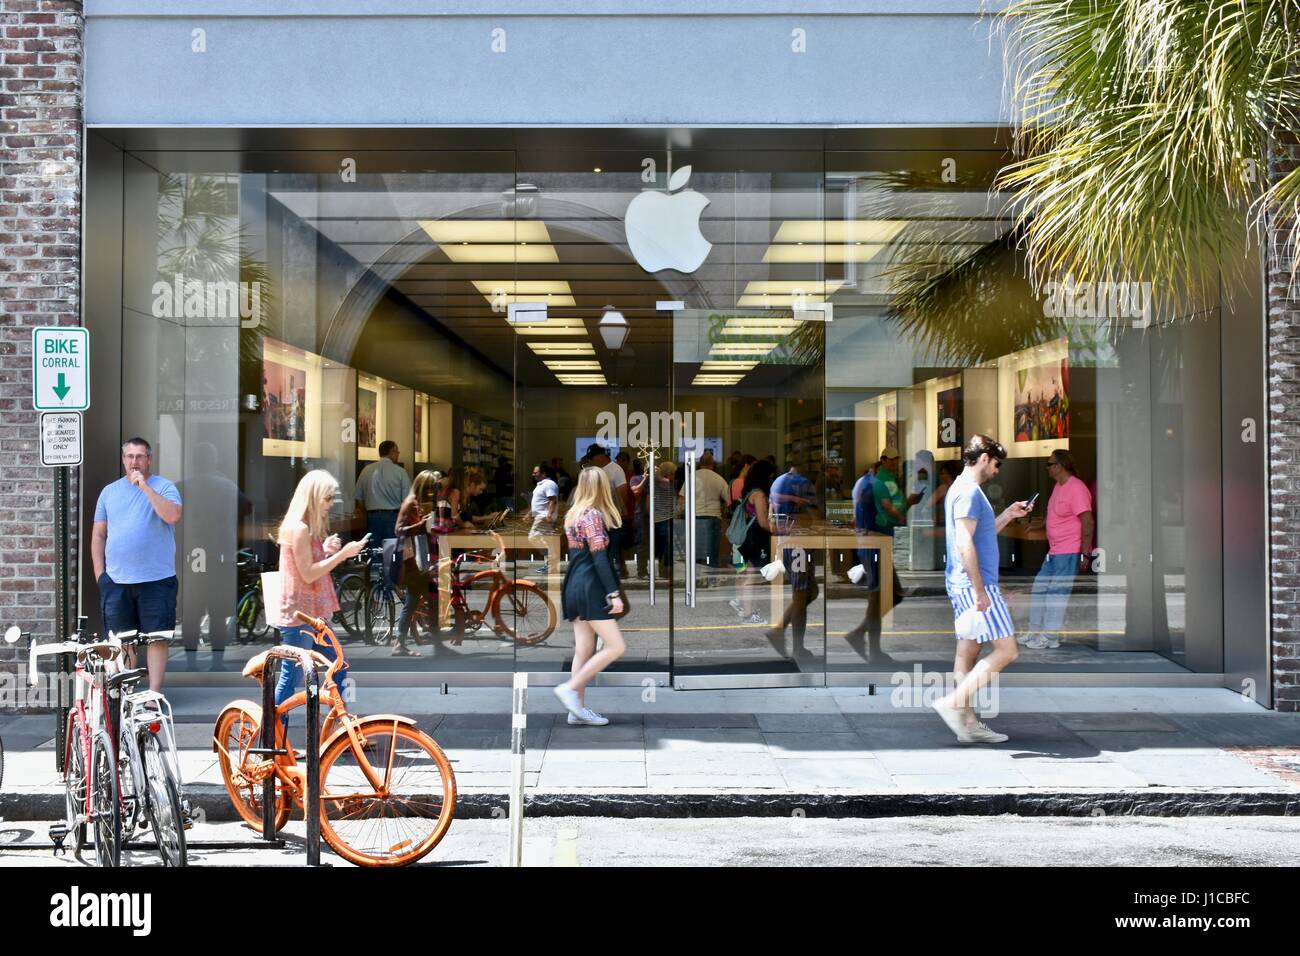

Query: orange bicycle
[212,612,457,867]
[416,528,557,645]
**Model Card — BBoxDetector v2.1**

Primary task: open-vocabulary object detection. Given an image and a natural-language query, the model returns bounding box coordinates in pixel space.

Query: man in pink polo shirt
[1022,449,1094,649]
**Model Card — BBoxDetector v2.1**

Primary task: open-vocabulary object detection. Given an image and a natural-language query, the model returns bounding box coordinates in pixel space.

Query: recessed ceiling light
[527,341,595,355]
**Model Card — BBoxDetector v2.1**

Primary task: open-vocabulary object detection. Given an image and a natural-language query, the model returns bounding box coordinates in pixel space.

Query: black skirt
[562,543,620,621]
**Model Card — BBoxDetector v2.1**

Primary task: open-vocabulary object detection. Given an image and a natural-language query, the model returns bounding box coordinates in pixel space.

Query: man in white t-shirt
[529,462,559,573]
[680,452,731,586]
[586,443,632,575]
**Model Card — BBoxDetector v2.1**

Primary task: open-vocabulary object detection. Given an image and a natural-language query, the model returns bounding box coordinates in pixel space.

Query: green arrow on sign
[52,372,70,401]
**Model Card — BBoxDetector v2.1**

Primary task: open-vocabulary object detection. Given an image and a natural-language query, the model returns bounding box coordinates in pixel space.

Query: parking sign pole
[54,463,68,773]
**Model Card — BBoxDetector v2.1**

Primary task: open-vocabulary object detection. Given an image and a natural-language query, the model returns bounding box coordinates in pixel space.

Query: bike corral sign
[32,326,89,412]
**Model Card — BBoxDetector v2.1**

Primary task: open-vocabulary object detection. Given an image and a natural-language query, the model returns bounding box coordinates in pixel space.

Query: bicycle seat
[106,667,148,691]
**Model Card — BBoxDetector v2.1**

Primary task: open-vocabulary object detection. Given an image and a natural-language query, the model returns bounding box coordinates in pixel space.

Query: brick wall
[0,0,82,692]
[1268,132,1300,712]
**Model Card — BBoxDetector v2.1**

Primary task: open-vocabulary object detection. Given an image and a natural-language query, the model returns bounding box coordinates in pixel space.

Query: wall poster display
[922,374,963,461]
[356,372,389,461]
[997,337,1070,458]
[415,391,431,463]
[260,338,323,459]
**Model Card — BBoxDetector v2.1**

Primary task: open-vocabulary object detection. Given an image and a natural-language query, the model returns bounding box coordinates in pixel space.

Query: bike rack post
[508,670,527,867]
[260,661,277,842]
[302,654,321,867]
[255,645,324,865]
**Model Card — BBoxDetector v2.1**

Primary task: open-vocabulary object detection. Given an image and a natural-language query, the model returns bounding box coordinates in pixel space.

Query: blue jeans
[273,624,348,716]
[1028,553,1080,636]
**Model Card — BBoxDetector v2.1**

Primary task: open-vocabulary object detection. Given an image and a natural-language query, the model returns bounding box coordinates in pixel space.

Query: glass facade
[84,131,1253,685]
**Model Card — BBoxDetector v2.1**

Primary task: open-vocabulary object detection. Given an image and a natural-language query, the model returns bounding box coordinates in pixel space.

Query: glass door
[671,307,827,687]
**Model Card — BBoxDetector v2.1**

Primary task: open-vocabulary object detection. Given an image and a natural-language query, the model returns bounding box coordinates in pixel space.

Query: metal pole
[303,656,321,867]
[54,466,68,772]
[647,449,656,606]
[508,670,527,867]
[261,661,276,840]
[685,450,697,608]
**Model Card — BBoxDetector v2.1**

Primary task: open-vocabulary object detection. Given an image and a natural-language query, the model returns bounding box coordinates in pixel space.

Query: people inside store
[271,470,367,718]
[729,453,755,505]
[1022,449,1095,650]
[554,466,627,727]
[842,447,918,667]
[585,443,633,576]
[529,461,560,574]
[682,451,731,588]
[729,459,777,626]
[93,436,183,692]
[550,457,573,498]
[393,469,442,657]
[354,440,410,544]
[765,464,819,662]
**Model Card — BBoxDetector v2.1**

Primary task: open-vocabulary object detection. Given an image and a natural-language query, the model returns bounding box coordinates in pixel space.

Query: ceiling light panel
[543,360,603,371]
[771,220,909,244]
[512,317,588,335]
[527,341,595,355]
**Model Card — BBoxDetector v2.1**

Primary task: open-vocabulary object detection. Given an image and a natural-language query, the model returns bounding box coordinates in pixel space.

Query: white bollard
[508,671,528,866]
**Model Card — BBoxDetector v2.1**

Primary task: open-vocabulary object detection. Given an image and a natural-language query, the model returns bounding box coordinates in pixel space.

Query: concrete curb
[4,785,1298,822]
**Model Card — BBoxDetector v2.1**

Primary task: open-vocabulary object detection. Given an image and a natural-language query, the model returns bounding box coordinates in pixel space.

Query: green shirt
[872,465,904,531]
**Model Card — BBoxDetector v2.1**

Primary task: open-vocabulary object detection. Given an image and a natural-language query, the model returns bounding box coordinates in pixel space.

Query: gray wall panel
[85,12,1011,126]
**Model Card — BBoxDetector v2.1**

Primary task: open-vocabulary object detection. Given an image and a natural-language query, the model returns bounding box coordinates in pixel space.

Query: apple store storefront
[81,128,1268,696]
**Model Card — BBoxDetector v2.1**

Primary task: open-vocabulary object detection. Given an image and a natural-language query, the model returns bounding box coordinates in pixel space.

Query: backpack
[727,491,757,563]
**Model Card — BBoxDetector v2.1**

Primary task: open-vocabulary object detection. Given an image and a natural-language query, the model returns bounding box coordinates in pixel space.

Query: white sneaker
[744,612,767,625]
[931,699,977,742]
[1023,634,1051,649]
[553,683,583,717]
[568,709,610,726]
[1017,631,1036,646]
[728,598,745,618]
[1041,633,1061,649]
[964,721,1009,744]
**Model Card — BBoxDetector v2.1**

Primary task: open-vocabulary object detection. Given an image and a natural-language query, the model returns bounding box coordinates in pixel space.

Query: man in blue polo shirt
[92,437,183,691]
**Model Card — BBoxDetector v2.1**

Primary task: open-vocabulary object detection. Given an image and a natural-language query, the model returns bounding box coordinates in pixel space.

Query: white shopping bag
[847,563,867,584]
[760,560,785,583]
[955,606,991,641]
[261,571,283,626]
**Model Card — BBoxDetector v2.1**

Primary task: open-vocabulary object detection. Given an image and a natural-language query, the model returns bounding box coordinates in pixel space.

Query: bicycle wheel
[334,574,365,640]
[237,589,269,643]
[213,702,292,833]
[117,723,143,835]
[141,730,187,866]
[317,718,457,867]
[63,714,87,858]
[90,730,122,867]
[491,579,558,645]
[365,584,398,644]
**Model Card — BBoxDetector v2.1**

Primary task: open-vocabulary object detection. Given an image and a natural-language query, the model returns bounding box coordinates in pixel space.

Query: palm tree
[882,1,1300,655]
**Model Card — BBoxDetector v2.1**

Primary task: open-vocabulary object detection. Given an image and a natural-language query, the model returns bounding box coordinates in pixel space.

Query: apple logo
[624,165,712,274]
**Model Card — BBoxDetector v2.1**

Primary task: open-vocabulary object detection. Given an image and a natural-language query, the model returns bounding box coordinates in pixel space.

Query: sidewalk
[3,687,1299,820]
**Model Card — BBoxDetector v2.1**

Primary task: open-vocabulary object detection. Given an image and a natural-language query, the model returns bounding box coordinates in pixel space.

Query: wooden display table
[768,528,895,621]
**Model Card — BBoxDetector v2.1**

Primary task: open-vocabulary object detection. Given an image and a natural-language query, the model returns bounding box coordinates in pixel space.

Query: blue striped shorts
[947,584,1016,643]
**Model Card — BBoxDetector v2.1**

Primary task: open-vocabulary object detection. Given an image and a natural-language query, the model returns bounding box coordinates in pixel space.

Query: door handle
[685,450,697,608]
[646,448,656,606]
